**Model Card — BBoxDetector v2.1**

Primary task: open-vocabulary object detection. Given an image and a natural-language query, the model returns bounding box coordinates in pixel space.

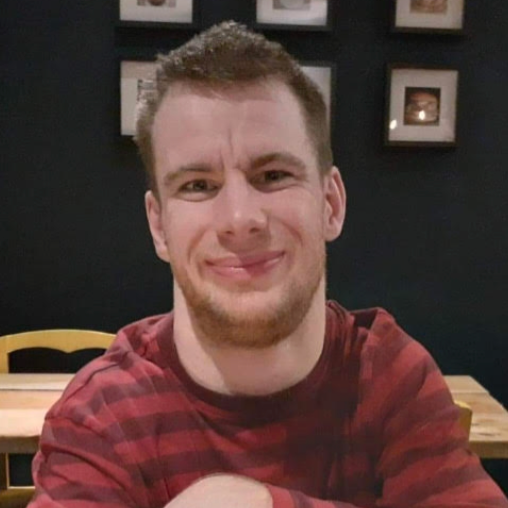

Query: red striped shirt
[30,302,507,507]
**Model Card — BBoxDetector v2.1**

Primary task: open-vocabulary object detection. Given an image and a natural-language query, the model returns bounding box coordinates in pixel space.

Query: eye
[178,179,219,200]
[252,169,294,191]
[181,180,213,192]
[263,170,291,182]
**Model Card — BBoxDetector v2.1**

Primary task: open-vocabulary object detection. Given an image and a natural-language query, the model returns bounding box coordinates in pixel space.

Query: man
[30,21,506,508]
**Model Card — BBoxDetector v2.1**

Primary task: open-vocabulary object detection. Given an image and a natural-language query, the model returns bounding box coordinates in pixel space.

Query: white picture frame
[119,0,195,25]
[392,0,465,34]
[301,63,334,129]
[254,0,332,30]
[120,60,156,136]
[385,65,459,147]
[119,60,335,137]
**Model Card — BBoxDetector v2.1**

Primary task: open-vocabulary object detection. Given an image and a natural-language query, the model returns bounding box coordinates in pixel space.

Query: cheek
[163,207,210,263]
[275,196,325,242]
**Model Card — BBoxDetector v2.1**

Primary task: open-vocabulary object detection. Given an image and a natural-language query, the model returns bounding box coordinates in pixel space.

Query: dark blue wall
[1,0,507,491]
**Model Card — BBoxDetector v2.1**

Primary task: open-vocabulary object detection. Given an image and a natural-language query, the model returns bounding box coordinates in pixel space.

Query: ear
[322,166,346,242]
[145,191,171,263]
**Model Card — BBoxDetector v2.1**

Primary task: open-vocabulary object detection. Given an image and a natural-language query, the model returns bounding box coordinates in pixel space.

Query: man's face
[145,80,345,348]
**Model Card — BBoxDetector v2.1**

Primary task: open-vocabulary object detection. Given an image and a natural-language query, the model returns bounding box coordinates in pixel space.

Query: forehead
[151,80,315,172]
[157,78,301,115]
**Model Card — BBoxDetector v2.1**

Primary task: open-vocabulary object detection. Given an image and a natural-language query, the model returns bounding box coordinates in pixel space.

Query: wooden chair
[0,329,115,508]
[455,399,473,438]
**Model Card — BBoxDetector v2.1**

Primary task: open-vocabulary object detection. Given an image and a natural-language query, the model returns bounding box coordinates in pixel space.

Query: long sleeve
[265,365,507,507]
[29,416,144,508]
[261,310,507,508]
[371,344,506,507]
[263,307,507,508]
[27,307,508,508]
[265,368,507,508]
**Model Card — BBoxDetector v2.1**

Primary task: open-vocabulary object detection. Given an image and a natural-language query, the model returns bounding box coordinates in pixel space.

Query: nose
[214,173,268,242]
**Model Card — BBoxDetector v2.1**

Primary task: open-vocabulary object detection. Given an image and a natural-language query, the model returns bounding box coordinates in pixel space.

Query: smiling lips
[206,251,285,279]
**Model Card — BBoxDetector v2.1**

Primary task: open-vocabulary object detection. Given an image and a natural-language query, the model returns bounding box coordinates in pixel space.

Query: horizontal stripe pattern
[29,303,507,508]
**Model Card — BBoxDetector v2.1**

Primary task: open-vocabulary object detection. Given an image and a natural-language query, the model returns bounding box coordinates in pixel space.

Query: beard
[171,245,326,349]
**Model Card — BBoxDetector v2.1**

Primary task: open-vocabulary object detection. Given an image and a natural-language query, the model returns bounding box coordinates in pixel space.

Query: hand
[166,474,273,508]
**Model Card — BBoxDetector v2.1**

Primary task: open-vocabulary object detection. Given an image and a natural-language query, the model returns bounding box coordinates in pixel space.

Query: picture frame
[254,0,333,31]
[391,0,465,34]
[120,59,156,136]
[119,59,335,137]
[118,0,197,28]
[384,64,459,147]
[300,62,335,133]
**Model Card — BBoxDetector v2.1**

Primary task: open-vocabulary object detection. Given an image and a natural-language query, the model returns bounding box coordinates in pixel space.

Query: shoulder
[327,301,433,369]
[347,306,452,430]
[349,306,437,381]
[326,301,445,405]
[45,313,176,430]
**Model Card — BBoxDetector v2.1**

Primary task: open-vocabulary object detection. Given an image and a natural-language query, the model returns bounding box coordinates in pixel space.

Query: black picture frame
[118,0,199,29]
[391,0,465,35]
[384,64,459,148]
[253,0,333,31]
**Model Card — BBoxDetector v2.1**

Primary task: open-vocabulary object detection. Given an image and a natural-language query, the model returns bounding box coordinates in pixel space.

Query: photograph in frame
[120,60,156,136]
[255,0,331,30]
[392,0,465,34]
[300,63,334,130]
[119,0,194,25]
[385,65,459,147]
[120,61,333,137]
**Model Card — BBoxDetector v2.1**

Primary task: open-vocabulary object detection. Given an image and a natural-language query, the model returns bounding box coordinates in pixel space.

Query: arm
[29,396,506,508]
[163,475,356,508]
[360,333,508,508]
[29,329,507,508]
[172,350,507,508]
[190,332,506,508]
[30,417,352,508]
[262,317,507,508]
[29,416,144,508]
[165,474,272,508]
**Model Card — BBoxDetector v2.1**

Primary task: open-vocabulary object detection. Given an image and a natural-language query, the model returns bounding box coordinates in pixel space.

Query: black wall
[2,0,507,490]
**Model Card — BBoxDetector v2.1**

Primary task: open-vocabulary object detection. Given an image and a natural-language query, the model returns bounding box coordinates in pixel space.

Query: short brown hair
[135,21,332,191]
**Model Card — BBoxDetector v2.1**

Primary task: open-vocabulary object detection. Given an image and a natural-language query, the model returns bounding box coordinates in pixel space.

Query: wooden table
[1,374,507,458]
[446,376,508,458]
[0,374,71,454]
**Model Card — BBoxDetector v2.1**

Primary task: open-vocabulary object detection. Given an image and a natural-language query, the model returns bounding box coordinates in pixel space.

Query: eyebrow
[249,151,307,172]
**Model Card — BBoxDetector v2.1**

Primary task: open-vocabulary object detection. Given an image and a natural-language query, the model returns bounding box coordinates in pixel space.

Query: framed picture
[391,0,465,34]
[300,62,335,131]
[254,0,332,31]
[385,65,459,147]
[120,60,156,136]
[119,60,335,137]
[118,0,197,27]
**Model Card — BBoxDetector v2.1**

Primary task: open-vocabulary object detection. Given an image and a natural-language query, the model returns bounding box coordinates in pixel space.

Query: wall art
[254,0,332,31]
[392,0,465,34]
[385,65,459,147]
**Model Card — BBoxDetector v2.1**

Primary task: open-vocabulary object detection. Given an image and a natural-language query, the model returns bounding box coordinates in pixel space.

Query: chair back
[0,329,115,506]
[454,399,473,437]
[0,329,115,373]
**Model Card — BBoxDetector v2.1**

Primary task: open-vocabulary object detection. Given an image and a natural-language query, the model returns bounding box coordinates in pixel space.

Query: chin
[173,244,325,348]
[179,274,323,349]
[213,286,284,315]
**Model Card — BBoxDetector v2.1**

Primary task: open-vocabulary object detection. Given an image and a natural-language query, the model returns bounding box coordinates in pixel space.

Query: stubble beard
[172,246,326,349]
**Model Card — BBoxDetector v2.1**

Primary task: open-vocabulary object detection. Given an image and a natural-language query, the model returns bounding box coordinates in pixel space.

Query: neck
[172,280,327,396]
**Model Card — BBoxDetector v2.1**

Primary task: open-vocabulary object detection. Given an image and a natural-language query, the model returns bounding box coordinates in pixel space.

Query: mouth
[205,251,285,280]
